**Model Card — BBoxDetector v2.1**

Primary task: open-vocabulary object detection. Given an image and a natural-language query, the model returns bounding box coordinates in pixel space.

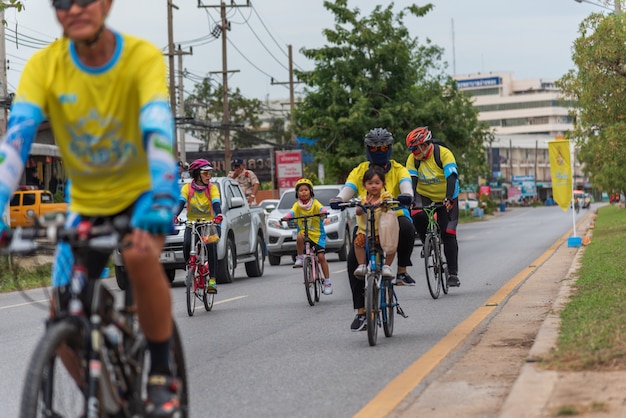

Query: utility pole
[167,0,179,158]
[198,0,249,173]
[271,45,302,144]
[177,45,192,164]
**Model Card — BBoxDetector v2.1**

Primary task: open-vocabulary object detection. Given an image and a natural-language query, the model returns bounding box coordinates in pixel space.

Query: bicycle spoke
[303,258,315,306]
[366,273,379,346]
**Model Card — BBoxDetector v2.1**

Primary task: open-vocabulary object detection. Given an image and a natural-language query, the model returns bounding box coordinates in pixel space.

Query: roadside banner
[276,150,303,197]
[548,140,572,211]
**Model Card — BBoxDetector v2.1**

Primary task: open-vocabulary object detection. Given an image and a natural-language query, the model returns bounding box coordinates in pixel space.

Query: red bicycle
[182,219,219,316]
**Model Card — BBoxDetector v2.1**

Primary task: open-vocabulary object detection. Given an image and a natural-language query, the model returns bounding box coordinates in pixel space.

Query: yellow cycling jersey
[406,147,459,201]
[345,161,411,217]
[287,199,327,247]
[14,32,170,215]
[181,183,221,221]
[356,190,393,236]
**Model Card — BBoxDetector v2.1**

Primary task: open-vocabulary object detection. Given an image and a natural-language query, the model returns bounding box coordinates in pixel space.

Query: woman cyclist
[176,159,223,293]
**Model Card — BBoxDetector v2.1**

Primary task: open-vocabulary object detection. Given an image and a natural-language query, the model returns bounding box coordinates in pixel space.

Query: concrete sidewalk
[388,209,626,418]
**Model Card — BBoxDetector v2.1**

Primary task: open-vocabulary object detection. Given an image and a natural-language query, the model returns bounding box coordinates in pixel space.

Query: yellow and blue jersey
[9,31,173,216]
[406,147,459,201]
[287,199,327,247]
[180,183,221,221]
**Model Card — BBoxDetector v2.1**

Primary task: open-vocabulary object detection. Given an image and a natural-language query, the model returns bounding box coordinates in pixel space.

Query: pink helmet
[188,159,213,178]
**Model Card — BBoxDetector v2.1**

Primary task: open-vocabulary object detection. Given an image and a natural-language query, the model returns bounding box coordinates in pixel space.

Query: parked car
[461,198,479,210]
[258,199,279,216]
[265,185,356,266]
[113,177,267,289]
[9,188,67,228]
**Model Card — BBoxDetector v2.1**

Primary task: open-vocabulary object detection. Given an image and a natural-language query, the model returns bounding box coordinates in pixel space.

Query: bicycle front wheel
[440,244,449,295]
[303,257,315,306]
[383,282,395,338]
[186,268,196,316]
[20,320,95,418]
[424,234,441,299]
[171,321,190,417]
[314,261,323,302]
[365,273,379,346]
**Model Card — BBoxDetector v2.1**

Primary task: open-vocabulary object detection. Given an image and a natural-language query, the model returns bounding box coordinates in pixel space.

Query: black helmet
[364,128,394,147]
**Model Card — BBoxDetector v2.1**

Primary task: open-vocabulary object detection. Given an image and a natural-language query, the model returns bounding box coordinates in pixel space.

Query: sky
[1,0,615,102]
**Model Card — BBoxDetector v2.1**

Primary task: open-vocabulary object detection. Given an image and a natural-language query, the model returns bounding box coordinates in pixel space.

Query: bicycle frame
[286,213,325,306]
[341,199,406,346]
[184,219,217,316]
[7,218,189,417]
[422,203,449,299]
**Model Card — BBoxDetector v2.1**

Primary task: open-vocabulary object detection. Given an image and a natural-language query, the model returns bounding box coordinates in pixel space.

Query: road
[0,205,590,417]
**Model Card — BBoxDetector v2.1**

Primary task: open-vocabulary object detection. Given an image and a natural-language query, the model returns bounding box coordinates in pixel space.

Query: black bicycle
[3,216,189,418]
[339,199,407,346]
[422,202,449,299]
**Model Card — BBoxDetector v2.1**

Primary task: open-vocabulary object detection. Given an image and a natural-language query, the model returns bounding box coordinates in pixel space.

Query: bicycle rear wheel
[200,245,214,311]
[440,245,449,295]
[314,261,323,302]
[20,320,95,418]
[186,268,196,316]
[303,257,315,306]
[383,281,395,338]
[365,273,379,346]
[424,234,441,299]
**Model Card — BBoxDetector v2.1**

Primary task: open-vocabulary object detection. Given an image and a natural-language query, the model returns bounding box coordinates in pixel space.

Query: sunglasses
[368,145,389,152]
[200,170,212,175]
[409,143,430,152]
[52,0,99,11]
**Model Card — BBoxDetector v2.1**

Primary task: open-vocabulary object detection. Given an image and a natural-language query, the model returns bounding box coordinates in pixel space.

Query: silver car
[266,185,356,266]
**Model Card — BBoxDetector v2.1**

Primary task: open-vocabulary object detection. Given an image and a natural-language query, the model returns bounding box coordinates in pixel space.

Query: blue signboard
[456,76,500,89]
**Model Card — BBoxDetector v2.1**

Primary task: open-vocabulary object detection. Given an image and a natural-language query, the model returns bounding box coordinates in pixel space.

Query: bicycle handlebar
[1,215,131,254]
[281,213,327,221]
[337,199,401,211]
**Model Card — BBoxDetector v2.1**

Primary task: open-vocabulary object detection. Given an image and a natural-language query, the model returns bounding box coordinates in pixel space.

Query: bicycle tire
[383,281,394,338]
[365,273,379,346]
[186,268,196,316]
[314,261,322,302]
[440,243,449,295]
[200,244,214,311]
[303,257,315,306]
[171,321,190,418]
[424,234,441,299]
[20,320,96,418]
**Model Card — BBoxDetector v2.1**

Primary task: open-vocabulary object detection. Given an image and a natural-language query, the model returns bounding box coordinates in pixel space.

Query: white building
[454,72,587,200]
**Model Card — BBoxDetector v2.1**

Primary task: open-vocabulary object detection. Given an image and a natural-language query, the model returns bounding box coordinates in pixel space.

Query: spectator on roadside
[228,158,259,205]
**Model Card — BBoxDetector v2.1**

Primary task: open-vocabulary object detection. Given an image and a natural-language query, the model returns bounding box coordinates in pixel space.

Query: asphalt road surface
[0,205,589,417]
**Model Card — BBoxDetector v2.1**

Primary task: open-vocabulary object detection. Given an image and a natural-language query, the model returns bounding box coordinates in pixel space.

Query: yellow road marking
[354,213,591,418]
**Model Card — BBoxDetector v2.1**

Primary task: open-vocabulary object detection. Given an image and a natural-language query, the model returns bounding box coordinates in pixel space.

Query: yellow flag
[548,140,572,211]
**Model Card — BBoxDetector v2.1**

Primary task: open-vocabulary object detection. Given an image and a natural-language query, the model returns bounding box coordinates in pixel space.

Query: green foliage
[544,205,626,370]
[0,256,51,293]
[557,12,626,194]
[293,0,489,184]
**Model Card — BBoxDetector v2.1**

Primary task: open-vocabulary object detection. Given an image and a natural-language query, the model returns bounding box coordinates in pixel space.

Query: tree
[293,0,488,185]
[183,80,287,150]
[558,12,626,194]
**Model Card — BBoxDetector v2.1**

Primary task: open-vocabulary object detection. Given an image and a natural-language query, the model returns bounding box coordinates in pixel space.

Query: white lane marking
[0,299,48,310]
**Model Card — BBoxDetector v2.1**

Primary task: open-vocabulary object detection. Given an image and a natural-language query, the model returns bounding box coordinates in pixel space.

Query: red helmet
[189,159,213,178]
[405,127,432,150]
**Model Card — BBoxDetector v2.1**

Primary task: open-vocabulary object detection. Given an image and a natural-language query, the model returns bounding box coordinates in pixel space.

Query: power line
[236,8,288,72]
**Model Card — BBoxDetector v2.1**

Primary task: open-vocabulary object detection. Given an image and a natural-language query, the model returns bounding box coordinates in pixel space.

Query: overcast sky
[2,0,613,102]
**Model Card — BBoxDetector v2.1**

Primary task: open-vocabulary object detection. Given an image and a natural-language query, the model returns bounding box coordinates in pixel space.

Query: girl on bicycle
[353,166,396,279]
[282,178,333,295]
[176,159,223,293]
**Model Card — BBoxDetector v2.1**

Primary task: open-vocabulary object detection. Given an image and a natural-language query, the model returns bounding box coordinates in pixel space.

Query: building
[454,72,587,201]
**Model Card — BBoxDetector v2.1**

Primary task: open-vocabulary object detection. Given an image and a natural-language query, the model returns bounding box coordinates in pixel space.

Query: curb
[498,213,593,418]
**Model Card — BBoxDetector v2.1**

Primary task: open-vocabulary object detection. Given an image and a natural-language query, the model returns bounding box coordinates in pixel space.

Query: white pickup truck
[113,177,267,289]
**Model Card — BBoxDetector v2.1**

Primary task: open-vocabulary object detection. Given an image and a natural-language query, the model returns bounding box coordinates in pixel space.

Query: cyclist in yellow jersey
[176,159,223,293]
[330,128,415,332]
[282,178,333,295]
[405,127,461,288]
[0,1,180,416]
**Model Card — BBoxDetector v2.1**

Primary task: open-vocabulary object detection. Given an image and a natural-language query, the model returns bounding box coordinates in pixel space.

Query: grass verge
[0,257,52,293]
[543,204,626,370]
